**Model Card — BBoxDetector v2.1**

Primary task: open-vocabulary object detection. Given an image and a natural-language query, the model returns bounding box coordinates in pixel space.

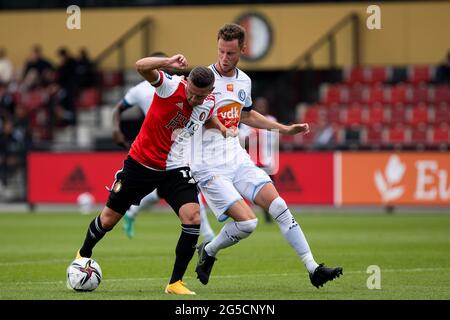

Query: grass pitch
[0,211,449,300]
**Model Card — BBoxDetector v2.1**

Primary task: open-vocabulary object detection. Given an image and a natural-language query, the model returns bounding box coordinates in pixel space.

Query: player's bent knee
[100,207,122,230]
[179,203,201,224]
[235,218,258,238]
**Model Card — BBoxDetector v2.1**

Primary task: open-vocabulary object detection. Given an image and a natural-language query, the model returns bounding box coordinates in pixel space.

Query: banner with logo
[338,152,450,205]
[273,153,334,204]
[28,152,126,203]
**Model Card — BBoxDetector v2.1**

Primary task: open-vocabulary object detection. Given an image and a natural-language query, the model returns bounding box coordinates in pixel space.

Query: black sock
[79,216,110,258]
[169,224,200,284]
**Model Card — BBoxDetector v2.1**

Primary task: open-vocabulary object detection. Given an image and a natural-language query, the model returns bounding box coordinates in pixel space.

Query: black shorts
[106,156,198,215]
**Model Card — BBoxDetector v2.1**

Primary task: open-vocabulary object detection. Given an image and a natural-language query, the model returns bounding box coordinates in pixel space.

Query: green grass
[0,211,449,300]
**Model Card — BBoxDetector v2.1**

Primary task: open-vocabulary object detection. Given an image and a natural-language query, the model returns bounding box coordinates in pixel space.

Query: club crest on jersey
[227,84,234,92]
[176,102,184,109]
[238,89,246,101]
[112,180,122,193]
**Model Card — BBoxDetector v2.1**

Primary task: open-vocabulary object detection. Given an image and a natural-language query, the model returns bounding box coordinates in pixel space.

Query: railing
[291,12,359,69]
[94,17,153,73]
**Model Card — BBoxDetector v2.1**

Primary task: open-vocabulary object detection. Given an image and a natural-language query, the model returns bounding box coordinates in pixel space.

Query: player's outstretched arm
[241,110,309,135]
[135,54,188,83]
[111,100,131,149]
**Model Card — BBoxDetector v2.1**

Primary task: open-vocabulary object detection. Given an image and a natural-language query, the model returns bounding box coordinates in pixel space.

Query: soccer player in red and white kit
[193,24,343,289]
[75,54,218,295]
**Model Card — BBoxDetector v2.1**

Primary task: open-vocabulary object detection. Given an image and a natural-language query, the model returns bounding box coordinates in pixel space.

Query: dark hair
[189,66,214,88]
[217,23,246,49]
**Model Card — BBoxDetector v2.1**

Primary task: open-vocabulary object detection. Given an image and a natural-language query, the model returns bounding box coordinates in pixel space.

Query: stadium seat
[367,66,390,84]
[324,105,342,125]
[388,104,408,125]
[344,66,366,85]
[411,83,430,104]
[408,65,433,84]
[408,103,430,127]
[391,67,408,83]
[364,103,385,127]
[433,85,450,105]
[20,89,48,112]
[98,70,124,88]
[389,84,410,105]
[430,123,450,147]
[410,124,429,146]
[347,84,365,104]
[366,83,386,105]
[363,124,384,147]
[322,84,345,106]
[300,104,322,124]
[385,124,409,146]
[76,88,100,110]
[343,103,364,127]
[433,102,450,125]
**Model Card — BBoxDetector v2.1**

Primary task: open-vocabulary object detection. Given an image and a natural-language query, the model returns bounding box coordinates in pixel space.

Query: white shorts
[195,156,272,222]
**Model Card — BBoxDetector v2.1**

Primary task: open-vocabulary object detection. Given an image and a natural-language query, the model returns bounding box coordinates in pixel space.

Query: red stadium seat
[430,123,449,146]
[410,124,428,146]
[343,103,364,127]
[364,103,386,127]
[408,65,432,84]
[388,104,408,125]
[366,84,386,105]
[411,84,430,104]
[300,104,322,124]
[433,85,450,105]
[367,66,390,84]
[432,102,450,125]
[363,124,384,146]
[322,84,345,106]
[408,103,430,126]
[347,84,365,104]
[389,84,410,105]
[76,88,100,110]
[99,71,123,88]
[325,105,342,125]
[344,66,366,85]
[385,124,409,146]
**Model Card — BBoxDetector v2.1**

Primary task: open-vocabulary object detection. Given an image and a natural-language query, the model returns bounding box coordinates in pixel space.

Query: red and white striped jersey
[129,71,215,170]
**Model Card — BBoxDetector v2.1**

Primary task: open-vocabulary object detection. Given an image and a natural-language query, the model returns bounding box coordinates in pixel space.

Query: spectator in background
[76,48,96,89]
[22,45,54,89]
[0,48,14,84]
[0,81,13,187]
[55,47,77,124]
[436,50,450,83]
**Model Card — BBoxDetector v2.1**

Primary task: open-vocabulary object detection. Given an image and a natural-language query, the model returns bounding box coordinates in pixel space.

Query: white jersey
[123,80,155,115]
[191,65,252,171]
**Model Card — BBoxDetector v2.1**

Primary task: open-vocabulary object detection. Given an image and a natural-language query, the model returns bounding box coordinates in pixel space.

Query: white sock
[268,197,319,273]
[205,218,258,257]
[126,190,160,219]
[199,195,215,241]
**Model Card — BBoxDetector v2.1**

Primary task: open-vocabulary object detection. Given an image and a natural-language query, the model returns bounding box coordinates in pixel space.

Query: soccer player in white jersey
[111,53,215,241]
[192,24,343,289]
[75,54,222,295]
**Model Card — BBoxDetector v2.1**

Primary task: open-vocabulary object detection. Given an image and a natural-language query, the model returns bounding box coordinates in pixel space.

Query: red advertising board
[272,152,334,204]
[28,152,334,205]
[28,152,126,203]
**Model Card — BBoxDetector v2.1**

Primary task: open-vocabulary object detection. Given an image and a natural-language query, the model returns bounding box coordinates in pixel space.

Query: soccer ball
[66,257,102,292]
[77,192,95,215]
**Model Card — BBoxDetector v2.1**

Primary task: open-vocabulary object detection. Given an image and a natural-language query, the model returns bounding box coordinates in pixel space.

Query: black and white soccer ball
[66,258,102,292]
